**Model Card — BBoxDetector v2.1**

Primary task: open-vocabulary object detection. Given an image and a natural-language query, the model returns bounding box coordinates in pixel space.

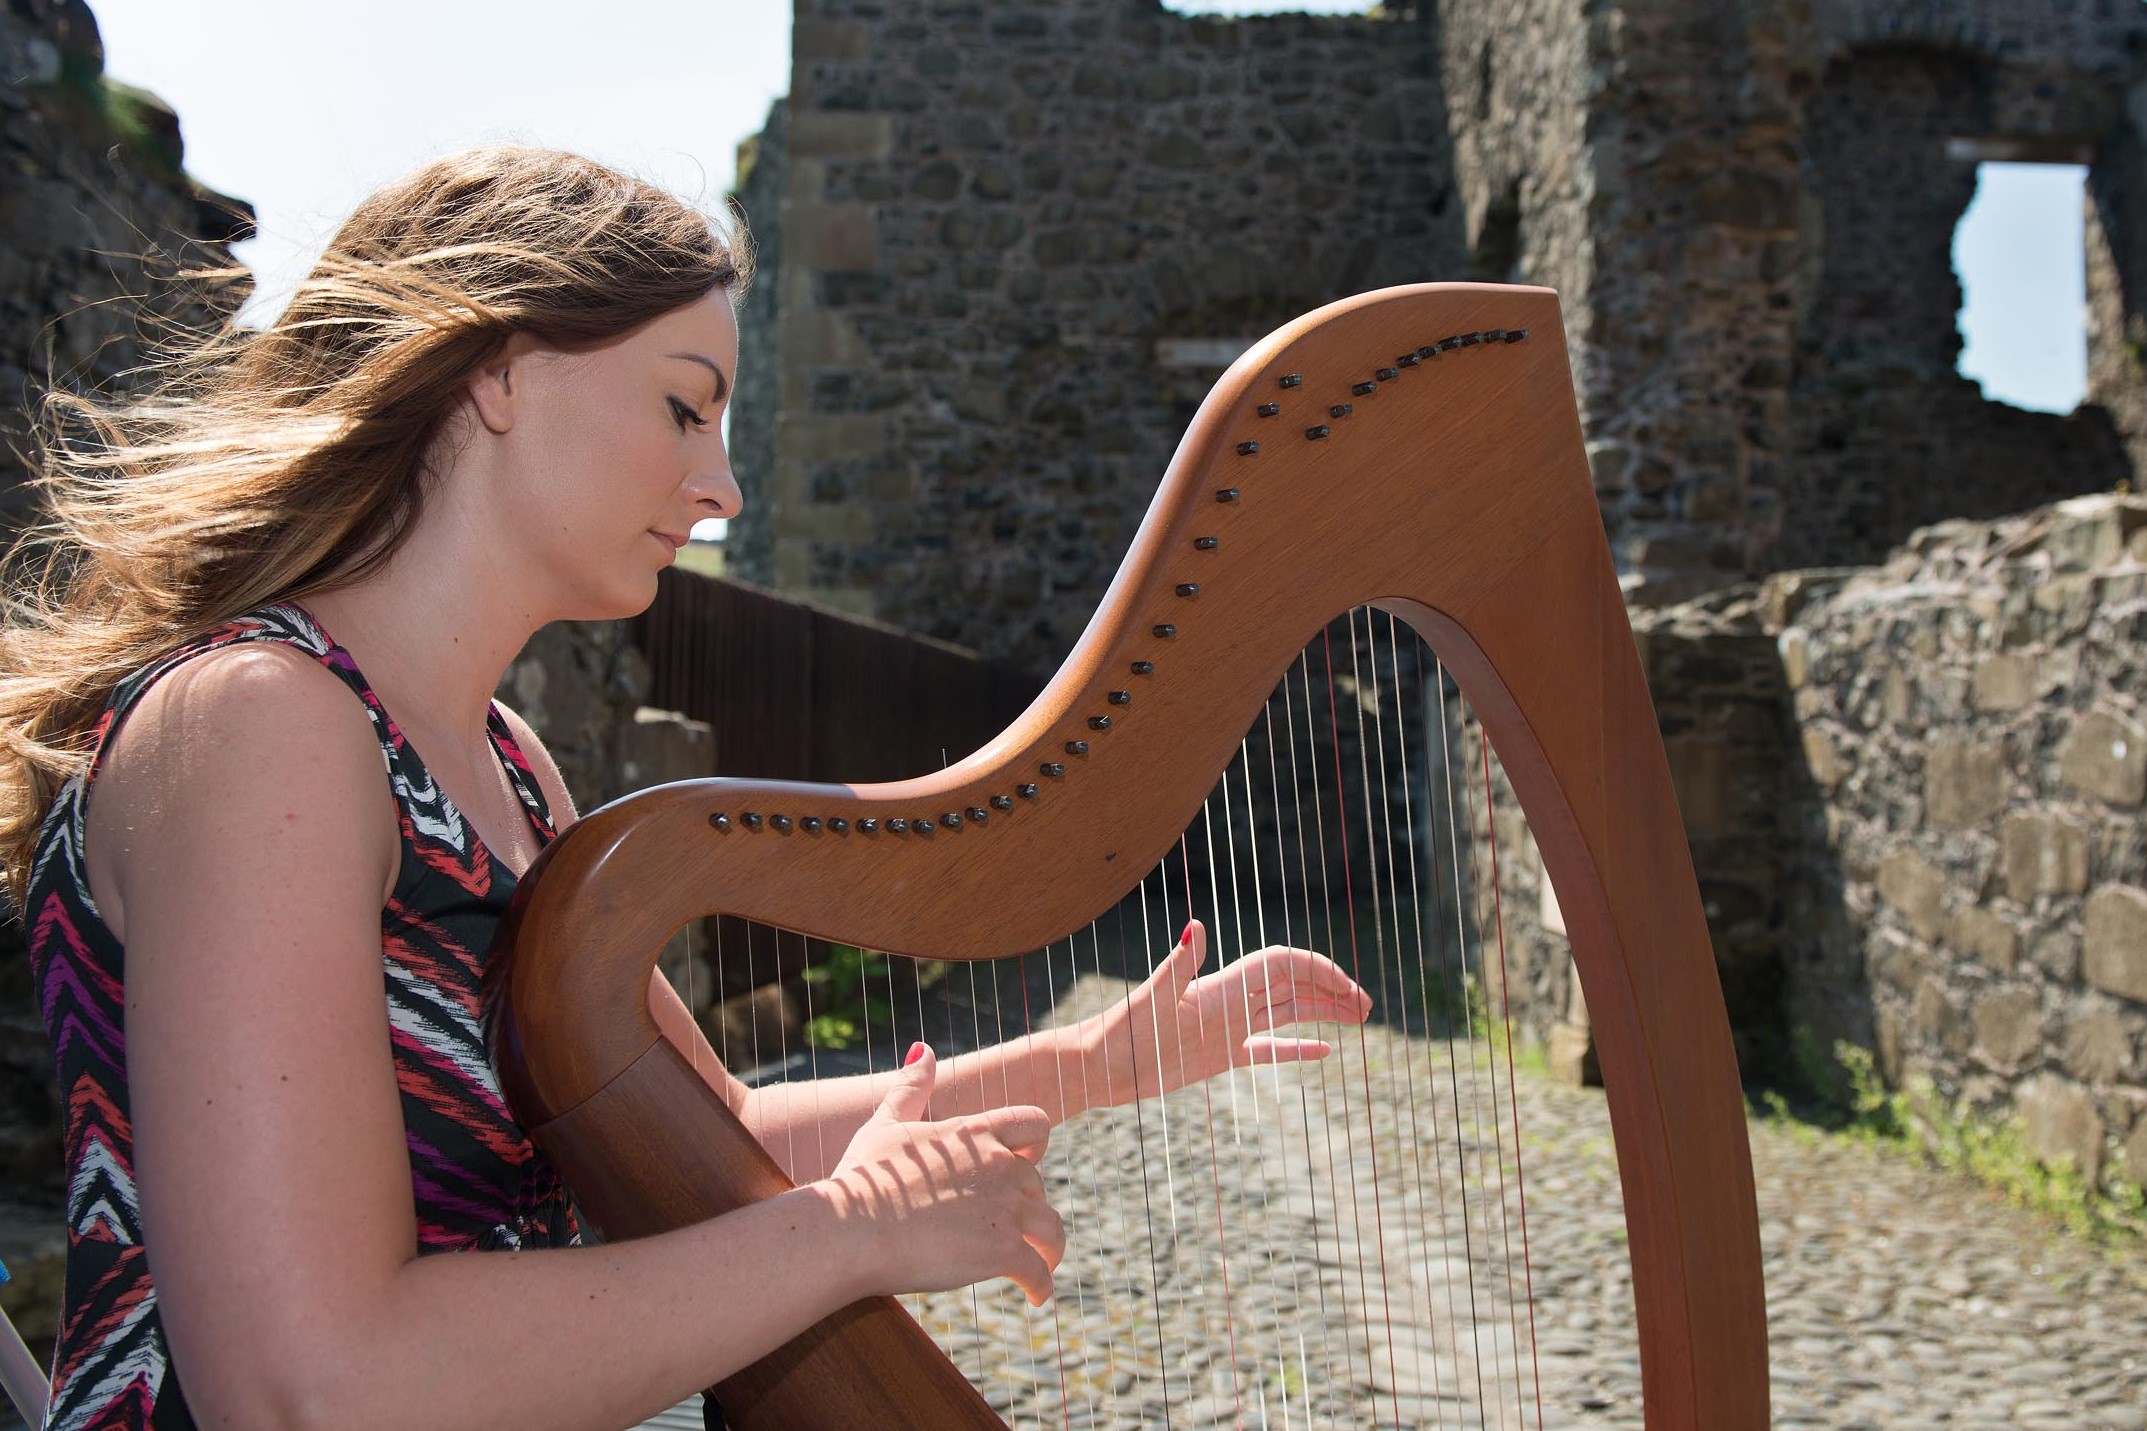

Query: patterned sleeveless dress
[22,601,583,1429]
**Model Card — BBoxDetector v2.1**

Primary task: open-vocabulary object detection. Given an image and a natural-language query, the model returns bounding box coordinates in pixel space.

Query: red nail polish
[1181,921,1193,946]
[905,1042,927,1067]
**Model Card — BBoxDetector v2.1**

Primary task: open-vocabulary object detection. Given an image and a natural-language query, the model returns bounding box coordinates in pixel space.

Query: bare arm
[499,702,1098,1187]
[109,654,1048,1431]
[503,706,1364,1190]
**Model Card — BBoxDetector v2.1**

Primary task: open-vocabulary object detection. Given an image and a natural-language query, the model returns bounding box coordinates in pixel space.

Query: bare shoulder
[492,698,581,833]
[87,641,401,936]
[90,640,434,1418]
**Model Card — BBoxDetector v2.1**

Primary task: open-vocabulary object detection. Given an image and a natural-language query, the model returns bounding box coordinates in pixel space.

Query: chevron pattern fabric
[25,603,581,1429]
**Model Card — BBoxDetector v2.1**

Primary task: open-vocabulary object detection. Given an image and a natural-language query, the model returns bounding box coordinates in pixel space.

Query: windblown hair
[0,144,751,912]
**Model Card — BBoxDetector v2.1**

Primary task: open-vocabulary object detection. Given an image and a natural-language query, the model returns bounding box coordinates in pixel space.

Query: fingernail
[1180,921,1193,946]
[905,1042,927,1066]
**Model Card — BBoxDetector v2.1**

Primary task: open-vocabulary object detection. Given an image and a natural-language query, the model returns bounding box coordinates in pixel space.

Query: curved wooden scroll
[491,282,1770,1430]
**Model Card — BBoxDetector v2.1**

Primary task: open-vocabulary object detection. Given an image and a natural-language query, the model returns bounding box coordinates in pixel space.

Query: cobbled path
[884,976,2147,1431]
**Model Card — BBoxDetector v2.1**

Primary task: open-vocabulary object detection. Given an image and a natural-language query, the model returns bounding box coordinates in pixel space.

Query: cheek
[532,397,675,523]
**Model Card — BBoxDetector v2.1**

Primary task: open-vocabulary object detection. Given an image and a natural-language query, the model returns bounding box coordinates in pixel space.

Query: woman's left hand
[1075,920,1372,1111]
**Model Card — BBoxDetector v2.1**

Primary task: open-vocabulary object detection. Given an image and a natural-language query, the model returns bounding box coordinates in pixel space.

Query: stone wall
[1781,493,2147,1191]
[1477,493,2147,1197]
[1512,0,2145,598]
[0,0,252,526]
[731,0,1465,673]
[733,0,2147,652]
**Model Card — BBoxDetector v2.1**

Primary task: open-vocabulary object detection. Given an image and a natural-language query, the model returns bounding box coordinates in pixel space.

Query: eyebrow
[666,352,730,402]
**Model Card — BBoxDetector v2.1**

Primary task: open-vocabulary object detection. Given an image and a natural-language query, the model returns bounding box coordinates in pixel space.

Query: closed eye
[668,397,709,432]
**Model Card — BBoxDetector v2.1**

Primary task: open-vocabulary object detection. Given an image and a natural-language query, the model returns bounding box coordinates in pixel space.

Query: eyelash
[668,397,709,432]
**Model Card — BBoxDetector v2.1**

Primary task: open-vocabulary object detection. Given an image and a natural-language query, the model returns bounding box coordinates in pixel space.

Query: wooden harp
[492,283,1770,1430]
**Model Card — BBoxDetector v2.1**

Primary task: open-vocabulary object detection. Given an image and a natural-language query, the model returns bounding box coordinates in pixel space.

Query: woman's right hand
[818,1044,1066,1307]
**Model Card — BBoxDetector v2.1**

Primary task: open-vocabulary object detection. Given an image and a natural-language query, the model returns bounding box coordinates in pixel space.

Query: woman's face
[464,287,743,622]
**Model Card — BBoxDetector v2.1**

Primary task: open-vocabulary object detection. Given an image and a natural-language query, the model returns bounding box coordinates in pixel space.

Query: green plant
[31,53,187,182]
[1765,1041,2146,1250]
[798,943,893,1051]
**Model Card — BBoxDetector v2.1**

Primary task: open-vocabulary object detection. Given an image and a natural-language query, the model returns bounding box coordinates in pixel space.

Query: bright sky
[88,0,2084,446]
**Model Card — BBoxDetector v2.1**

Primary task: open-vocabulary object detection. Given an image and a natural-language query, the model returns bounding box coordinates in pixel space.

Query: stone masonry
[0,0,252,526]
[733,0,2147,669]
[730,0,1466,673]
[1783,492,2147,1191]
[1487,494,2147,1196]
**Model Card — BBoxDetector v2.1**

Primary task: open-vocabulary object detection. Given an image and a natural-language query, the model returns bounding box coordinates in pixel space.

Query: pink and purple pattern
[24,602,580,1429]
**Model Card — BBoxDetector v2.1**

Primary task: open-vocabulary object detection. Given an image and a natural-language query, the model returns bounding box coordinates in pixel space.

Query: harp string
[1304,634,1380,1412]
[1335,612,1404,1427]
[1282,648,1350,1417]
[1213,773,1264,1429]
[1360,608,1439,1418]
[1180,830,1249,1429]
[1431,654,1496,1418]
[692,610,1583,1429]
[1083,917,1124,1422]
[1211,778,1279,1431]
[1114,891,1172,1422]
[1014,948,1073,1424]
[1385,615,1459,1431]
[1478,728,1547,1431]
[1241,718,1315,1431]
[1257,701,1326,1430]
[1458,683,1526,1430]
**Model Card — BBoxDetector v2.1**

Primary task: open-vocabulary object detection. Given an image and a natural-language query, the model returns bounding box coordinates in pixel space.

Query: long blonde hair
[0,144,751,911]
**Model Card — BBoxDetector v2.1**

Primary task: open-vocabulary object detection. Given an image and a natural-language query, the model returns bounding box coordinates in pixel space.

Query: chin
[556,571,664,625]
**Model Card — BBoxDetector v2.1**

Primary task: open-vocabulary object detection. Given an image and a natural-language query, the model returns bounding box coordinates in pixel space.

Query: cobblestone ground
[888,976,2147,1431]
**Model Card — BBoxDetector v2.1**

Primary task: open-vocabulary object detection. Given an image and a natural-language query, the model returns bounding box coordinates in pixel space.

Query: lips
[651,531,689,550]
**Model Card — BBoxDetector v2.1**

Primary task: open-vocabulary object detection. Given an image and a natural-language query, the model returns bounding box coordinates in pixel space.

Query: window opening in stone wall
[1952,159,2089,415]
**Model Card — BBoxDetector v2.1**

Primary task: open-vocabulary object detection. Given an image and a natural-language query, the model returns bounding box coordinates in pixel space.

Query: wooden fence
[626,567,1044,1019]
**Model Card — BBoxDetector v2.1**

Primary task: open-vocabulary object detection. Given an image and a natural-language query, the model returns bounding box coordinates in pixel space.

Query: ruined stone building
[730,0,2146,667]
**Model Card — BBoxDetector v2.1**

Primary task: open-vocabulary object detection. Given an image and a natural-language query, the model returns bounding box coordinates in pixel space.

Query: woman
[0,145,1371,1431]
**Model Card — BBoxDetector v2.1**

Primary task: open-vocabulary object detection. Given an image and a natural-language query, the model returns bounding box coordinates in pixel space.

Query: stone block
[1882,666,1914,724]
[2061,1011,2132,1083]
[705,981,802,1073]
[2084,885,2147,1004]
[2037,495,2145,571]
[790,204,881,269]
[2001,810,2091,903]
[2031,574,2096,640]
[1801,726,1846,788]
[2057,709,2145,807]
[776,413,888,464]
[789,111,896,161]
[2126,1117,2147,1183]
[792,20,872,61]
[1875,1005,1905,1083]
[2015,1073,2104,1180]
[1925,732,2007,829]
[1871,928,1926,993]
[1971,988,2041,1070]
[620,706,714,789]
[2030,927,2081,982]
[1971,654,2035,712]
[1876,848,1947,940]
[1548,1020,1599,1087]
[910,159,960,201]
[1948,906,2018,974]
[1912,975,1966,1053]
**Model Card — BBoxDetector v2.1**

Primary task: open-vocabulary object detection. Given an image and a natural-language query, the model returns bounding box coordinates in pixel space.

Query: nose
[685,446,744,522]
